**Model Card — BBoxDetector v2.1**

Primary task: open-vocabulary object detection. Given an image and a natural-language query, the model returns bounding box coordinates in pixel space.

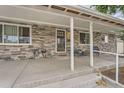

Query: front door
[56,29,66,52]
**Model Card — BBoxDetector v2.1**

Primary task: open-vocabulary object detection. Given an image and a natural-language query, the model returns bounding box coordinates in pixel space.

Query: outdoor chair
[93,46,100,56]
[32,48,40,58]
[67,48,84,56]
[41,48,47,58]
[32,48,47,58]
[74,48,84,56]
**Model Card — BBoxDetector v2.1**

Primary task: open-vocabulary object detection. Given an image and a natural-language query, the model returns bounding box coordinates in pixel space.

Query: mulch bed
[101,67,124,85]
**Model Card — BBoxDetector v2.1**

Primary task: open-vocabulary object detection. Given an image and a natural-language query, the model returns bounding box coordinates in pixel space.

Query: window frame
[55,29,66,53]
[0,24,3,43]
[79,31,90,45]
[104,35,109,43]
[0,22,32,45]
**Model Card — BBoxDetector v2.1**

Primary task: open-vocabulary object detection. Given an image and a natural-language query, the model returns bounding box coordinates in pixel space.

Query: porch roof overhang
[0,5,123,33]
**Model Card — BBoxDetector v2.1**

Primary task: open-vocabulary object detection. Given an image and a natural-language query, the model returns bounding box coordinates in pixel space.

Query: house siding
[0,24,117,61]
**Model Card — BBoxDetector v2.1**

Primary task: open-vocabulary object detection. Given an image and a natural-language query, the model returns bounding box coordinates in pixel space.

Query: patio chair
[41,48,47,58]
[93,46,100,56]
[67,48,84,56]
[74,48,84,56]
[32,48,40,58]
[32,48,47,58]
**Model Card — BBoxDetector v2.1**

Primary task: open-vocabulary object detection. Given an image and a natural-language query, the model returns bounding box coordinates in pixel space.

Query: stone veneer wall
[0,24,117,61]
[71,30,116,54]
[73,31,116,53]
[0,25,57,61]
[93,32,117,53]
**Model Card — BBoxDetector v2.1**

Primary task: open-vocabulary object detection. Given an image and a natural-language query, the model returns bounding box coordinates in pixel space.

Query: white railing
[93,50,124,85]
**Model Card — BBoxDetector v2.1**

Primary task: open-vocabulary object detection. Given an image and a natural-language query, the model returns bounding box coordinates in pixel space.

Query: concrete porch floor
[0,55,124,88]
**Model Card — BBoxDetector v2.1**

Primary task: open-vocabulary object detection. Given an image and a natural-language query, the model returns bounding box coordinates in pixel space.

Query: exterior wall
[32,25,56,56]
[93,32,117,53]
[0,24,117,61]
[0,25,57,61]
[67,30,117,55]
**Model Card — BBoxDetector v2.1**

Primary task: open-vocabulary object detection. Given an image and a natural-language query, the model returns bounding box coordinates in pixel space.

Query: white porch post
[116,54,119,83]
[90,22,94,67]
[70,17,74,71]
[116,38,119,83]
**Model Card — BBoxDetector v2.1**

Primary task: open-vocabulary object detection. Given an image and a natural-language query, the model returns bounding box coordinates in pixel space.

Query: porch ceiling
[93,23,121,33]
[0,5,123,33]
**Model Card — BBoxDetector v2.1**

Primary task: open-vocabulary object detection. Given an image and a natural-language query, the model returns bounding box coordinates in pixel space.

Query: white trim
[90,21,94,67]
[0,43,32,46]
[2,24,4,44]
[70,17,74,71]
[118,53,124,56]
[55,29,66,53]
[0,22,31,27]
[93,50,116,55]
[2,23,4,44]
[102,75,124,88]
[104,35,109,43]
[17,26,19,44]
[79,44,90,46]
[0,22,32,45]
[30,26,32,45]
[116,53,119,83]
[116,39,119,84]
[79,31,90,45]
[93,50,124,56]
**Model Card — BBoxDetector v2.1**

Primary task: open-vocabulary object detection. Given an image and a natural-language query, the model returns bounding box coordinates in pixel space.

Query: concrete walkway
[0,60,28,87]
[0,55,124,88]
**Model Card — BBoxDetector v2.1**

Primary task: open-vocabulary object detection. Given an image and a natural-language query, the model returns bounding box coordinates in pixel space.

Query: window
[0,23,31,45]
[19,27,30,43]
[102,35,109,43]
[0,25,2,43]
[56,30,66,52]
[104,35,108,43]
[4,25,18,43]
[79,32,89,44]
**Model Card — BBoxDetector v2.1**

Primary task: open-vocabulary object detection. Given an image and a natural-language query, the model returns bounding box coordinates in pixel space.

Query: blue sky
[113,11,124,19]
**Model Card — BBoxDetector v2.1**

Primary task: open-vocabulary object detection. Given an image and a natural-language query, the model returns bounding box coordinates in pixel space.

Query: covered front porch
[0,5,124,87]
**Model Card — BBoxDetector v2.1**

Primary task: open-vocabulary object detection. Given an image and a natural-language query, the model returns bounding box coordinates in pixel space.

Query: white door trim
[55,29,66,53]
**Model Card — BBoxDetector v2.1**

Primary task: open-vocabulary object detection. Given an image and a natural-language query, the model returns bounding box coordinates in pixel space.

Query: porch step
[36,73,101,88]
[13,68,94,88]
